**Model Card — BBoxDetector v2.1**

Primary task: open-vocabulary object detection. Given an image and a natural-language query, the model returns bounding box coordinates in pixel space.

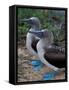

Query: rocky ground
[17,45,65,82]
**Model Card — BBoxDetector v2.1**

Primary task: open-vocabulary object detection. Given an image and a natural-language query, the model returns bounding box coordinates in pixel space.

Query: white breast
[36,38,59,71]
[26,32,38,56]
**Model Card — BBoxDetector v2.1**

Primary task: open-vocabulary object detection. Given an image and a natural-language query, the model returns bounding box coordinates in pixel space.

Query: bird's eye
[28,19,34,24]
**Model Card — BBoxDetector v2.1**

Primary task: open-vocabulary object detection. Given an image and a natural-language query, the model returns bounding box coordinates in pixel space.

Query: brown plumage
[44,47,65,68]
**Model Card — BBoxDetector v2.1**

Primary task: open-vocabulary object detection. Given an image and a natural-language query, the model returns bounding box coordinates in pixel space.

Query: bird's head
[19,17,41,29]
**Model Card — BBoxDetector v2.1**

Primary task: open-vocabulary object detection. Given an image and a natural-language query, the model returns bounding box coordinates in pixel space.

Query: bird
[52,16,65,30]
[20,17,44,70]
[29,29,65,80]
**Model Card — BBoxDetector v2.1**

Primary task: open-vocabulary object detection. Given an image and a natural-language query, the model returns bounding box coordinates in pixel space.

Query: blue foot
[43,71,60,80]
[31,60,44,71]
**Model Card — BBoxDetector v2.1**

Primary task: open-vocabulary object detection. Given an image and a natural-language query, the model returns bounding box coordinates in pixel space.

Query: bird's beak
[21,19,30,22]
[18,18,30,24]
[29,30,44,38]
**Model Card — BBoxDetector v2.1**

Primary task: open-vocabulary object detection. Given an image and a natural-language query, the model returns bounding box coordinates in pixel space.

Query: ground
[17,45,65,82]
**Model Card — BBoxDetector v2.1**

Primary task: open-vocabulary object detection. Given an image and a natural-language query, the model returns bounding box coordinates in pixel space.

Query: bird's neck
[30,27,41,31]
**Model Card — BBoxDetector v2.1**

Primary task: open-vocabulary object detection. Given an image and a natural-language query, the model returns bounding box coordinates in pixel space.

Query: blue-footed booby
[20,17,43,69]
[29,29,65,79]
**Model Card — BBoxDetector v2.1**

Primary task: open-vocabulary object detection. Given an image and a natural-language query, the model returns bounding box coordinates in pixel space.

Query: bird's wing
[44,45,65,60]
[44,45,65,68]
[31,37,39,53]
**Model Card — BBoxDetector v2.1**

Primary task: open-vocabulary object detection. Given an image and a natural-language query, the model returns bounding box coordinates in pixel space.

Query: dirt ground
[17,45,65,82]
